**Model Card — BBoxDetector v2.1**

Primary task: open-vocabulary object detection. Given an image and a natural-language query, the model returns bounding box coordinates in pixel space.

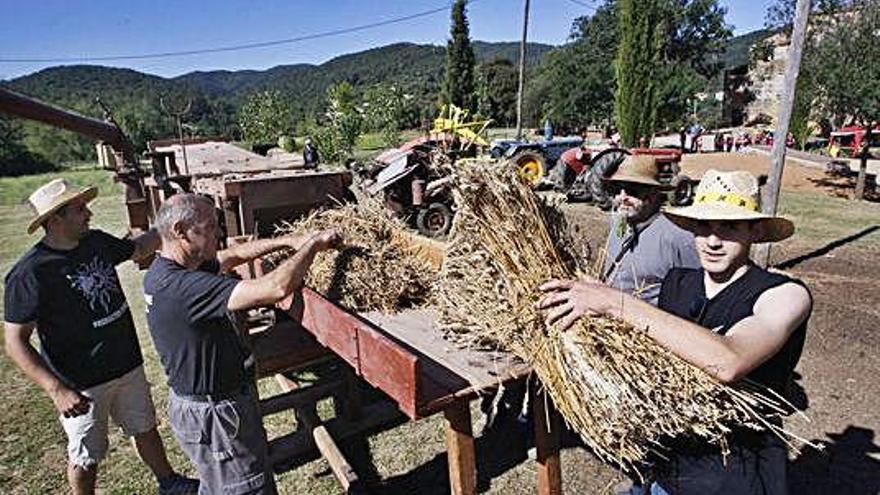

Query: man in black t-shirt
[3,178,198,495]
[144,193,341,494]
[539,170,812,495]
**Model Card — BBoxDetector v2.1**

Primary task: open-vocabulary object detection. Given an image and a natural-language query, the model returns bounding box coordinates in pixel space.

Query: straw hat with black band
[663,169,794,243]
[25,178,98,234]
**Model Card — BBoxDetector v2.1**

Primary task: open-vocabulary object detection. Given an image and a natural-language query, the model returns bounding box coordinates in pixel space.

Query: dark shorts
[655,432,788,495]
[169,388,277,495]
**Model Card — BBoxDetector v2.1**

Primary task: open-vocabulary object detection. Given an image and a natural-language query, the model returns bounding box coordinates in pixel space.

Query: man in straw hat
[143,193,342,493]
[539,169,812,494]
[602,154,700,305]
[3,178,199,494]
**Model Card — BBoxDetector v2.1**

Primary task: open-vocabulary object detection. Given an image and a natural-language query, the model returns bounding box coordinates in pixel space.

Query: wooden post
[515,0,531,140]
[755,0,811,268]
[443,401,476,495]
[531,382,562,495]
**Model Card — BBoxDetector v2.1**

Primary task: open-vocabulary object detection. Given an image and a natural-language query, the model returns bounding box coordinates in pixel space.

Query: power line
[566,0,596,8]
[0,1,472,64]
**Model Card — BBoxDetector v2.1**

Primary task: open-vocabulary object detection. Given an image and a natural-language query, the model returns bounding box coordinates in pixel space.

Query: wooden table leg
[443,400,476,495]
[532,383,562,495]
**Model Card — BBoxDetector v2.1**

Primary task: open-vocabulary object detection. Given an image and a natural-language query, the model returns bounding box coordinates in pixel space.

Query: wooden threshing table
[250,287,564,495]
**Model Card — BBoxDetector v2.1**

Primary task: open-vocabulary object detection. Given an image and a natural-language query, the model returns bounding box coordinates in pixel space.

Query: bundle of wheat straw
[433,159,806,474]
[273,201,438,313]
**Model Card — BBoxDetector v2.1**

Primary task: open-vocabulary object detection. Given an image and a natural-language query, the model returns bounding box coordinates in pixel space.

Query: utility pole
[160,97,192,176]
[754,0,811,268]
[515,0,530,140]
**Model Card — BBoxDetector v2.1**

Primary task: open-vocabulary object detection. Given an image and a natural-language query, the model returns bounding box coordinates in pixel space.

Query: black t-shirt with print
[3,230,142,390]
[143,256,251,396]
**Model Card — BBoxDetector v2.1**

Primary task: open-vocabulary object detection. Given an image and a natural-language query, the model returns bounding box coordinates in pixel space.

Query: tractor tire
[669,174,694,206]
[416,202,454,238]
[584,148,629,209]
[513,151,547,187]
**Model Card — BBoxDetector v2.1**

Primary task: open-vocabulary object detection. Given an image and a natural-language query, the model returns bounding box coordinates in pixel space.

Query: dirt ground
[681,151,879,201]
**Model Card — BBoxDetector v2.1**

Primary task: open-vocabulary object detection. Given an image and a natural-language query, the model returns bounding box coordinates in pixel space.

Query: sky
[0,0,775,81]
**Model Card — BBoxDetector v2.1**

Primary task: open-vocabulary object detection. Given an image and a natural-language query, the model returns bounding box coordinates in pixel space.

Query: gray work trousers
[169,388,277,495]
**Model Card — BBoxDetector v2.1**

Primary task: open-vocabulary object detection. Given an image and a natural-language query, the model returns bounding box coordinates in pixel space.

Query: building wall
[744,32,791,125]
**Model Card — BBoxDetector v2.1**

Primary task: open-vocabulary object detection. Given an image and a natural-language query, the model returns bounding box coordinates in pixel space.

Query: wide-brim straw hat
[26,178,98,234]
[603,154,663,187]
[663,169,794,243]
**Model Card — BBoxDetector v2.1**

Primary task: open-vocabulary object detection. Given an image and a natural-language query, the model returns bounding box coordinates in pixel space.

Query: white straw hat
[26,178,98,234]
[663,169,794,243]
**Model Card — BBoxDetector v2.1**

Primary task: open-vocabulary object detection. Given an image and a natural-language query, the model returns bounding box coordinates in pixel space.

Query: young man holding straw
[539,169,812,495]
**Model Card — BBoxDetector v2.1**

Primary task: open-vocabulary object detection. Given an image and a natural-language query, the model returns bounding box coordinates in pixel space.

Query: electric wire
[0,0,480,63]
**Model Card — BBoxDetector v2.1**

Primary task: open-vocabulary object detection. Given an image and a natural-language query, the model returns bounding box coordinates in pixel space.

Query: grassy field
[0,167,878,494]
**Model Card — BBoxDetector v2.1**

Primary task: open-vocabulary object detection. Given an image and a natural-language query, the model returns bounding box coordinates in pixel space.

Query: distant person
[303,137,320,168]
[679,127,687,153]
[3,179,198,495]
[544,118,554,141]
[144,194,342,494]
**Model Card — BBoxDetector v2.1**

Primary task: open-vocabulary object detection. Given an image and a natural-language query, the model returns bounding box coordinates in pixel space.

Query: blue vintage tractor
[489,136,585,186]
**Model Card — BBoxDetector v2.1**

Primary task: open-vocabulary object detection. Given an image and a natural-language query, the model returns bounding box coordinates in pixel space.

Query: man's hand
[537,278,613,331]
[49,383,91,418]
[310,230,343,252]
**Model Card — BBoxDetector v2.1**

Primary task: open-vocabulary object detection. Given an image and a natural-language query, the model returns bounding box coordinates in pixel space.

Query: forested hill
[1,41,552,164]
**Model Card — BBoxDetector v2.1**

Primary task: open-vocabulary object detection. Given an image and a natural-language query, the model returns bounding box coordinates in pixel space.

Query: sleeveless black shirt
[658,265,810,398]
[654,265,812,494]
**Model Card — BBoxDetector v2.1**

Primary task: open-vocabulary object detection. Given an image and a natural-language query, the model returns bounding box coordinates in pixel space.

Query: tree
[525,1,618,129]
[0,115,54,176]
[476,58,518,125]
[238,90,293,147]
[308,82,364,164]
[441,0,476,112]
[765,0,853,28]
[614,0,665,146]
[529,0,729,134]
[789,74,817,150]
[363,84,416,146]
[806,0,880,198]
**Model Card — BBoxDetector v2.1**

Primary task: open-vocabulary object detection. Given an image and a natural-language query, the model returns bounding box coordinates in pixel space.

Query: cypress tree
[442,0,476,112]
[614,0,665,147]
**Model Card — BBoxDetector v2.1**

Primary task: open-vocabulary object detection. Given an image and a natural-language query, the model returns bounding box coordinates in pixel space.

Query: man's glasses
[605,181,654,198]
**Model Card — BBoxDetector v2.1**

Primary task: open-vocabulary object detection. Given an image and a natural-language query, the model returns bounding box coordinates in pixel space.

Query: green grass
[777,190,880,250]
[0,167,118,207]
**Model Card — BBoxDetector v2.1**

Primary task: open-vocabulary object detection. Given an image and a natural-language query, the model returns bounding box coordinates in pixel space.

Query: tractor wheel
[513,151,547,187]
[669,175,694,206]
[416,202,454,238]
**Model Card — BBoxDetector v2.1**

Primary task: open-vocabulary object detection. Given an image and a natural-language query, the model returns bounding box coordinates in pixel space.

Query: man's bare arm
[131,228,161,262]
[4,321,91,416]
[216,233,313,273]
[226,231,340,311]
[538,280,811,383]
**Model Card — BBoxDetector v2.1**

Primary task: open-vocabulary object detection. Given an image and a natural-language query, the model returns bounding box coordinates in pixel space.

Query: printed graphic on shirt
[66,257,127,328]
